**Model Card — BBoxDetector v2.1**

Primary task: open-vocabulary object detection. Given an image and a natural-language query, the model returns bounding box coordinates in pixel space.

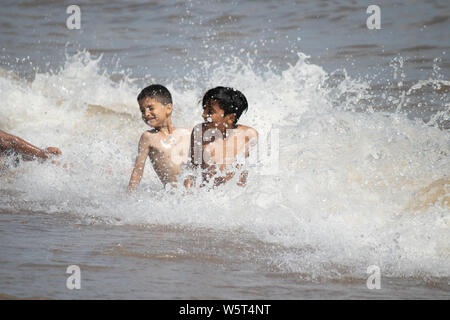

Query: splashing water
[0,51,449,286]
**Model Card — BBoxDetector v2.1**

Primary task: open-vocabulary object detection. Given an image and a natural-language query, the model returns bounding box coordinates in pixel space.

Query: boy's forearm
[127,168,143,193]
[20,142,48,160]
[0,132,48,159]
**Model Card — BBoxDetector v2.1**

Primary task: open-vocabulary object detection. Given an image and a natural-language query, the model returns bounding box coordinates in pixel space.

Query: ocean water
[0,0,449,299]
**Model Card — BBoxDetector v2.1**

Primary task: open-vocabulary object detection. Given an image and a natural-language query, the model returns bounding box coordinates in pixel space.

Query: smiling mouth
[146,117,157,122]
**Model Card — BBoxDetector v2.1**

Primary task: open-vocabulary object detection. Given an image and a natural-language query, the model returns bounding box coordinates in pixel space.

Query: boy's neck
[154,119,174,135]
[206,123,237,139]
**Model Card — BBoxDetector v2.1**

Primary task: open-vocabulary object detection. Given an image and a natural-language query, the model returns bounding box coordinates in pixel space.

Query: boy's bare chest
[148,134,189,163]
[203,136,247,165]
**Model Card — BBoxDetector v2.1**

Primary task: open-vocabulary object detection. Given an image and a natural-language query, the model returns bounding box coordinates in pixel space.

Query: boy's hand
[184,176,194,189]
[44,147,62,156]
[127,185,136,195]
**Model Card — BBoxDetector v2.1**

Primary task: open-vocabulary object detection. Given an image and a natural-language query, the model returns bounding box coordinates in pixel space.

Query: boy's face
[202,100,235,128]
[139,97,172,128]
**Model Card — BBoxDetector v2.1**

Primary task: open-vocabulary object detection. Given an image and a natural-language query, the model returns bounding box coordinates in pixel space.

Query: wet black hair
[202,86,248,124]
[137,84,172,105]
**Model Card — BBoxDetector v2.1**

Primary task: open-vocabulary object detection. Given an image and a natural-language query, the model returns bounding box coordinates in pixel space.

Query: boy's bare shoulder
[236,125,258,138]
[140,129,159,143]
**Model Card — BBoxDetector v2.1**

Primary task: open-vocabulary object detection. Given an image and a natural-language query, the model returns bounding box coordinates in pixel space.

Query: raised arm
[0,129,61,160]
[127,132,152,193]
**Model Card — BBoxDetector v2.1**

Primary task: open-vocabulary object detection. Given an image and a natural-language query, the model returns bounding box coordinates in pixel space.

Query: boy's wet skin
[0,129,61,172]
[194,116,257,186]
[200,101,257,167]
[128,87,190,193]
[200,124,257,187]
[188,87,258,188]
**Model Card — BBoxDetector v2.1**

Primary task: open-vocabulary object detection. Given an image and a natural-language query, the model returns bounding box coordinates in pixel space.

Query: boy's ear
[225,113,236,125]
[165,103,173,115]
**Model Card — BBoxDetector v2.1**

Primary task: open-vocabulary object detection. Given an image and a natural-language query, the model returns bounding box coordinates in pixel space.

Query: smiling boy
[127,85,190,193]
[185,86,258,188]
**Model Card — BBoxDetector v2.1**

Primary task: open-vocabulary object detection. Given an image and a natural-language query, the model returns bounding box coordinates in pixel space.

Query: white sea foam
[0,51,449,280]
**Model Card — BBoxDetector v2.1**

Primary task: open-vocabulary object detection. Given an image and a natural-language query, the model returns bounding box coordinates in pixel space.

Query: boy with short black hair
[186,86,258,188]
[127,84,190,193]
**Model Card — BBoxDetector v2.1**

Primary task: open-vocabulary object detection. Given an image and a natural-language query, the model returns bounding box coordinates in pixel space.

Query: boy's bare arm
[128,132,152,193]
[0,129,61,160]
